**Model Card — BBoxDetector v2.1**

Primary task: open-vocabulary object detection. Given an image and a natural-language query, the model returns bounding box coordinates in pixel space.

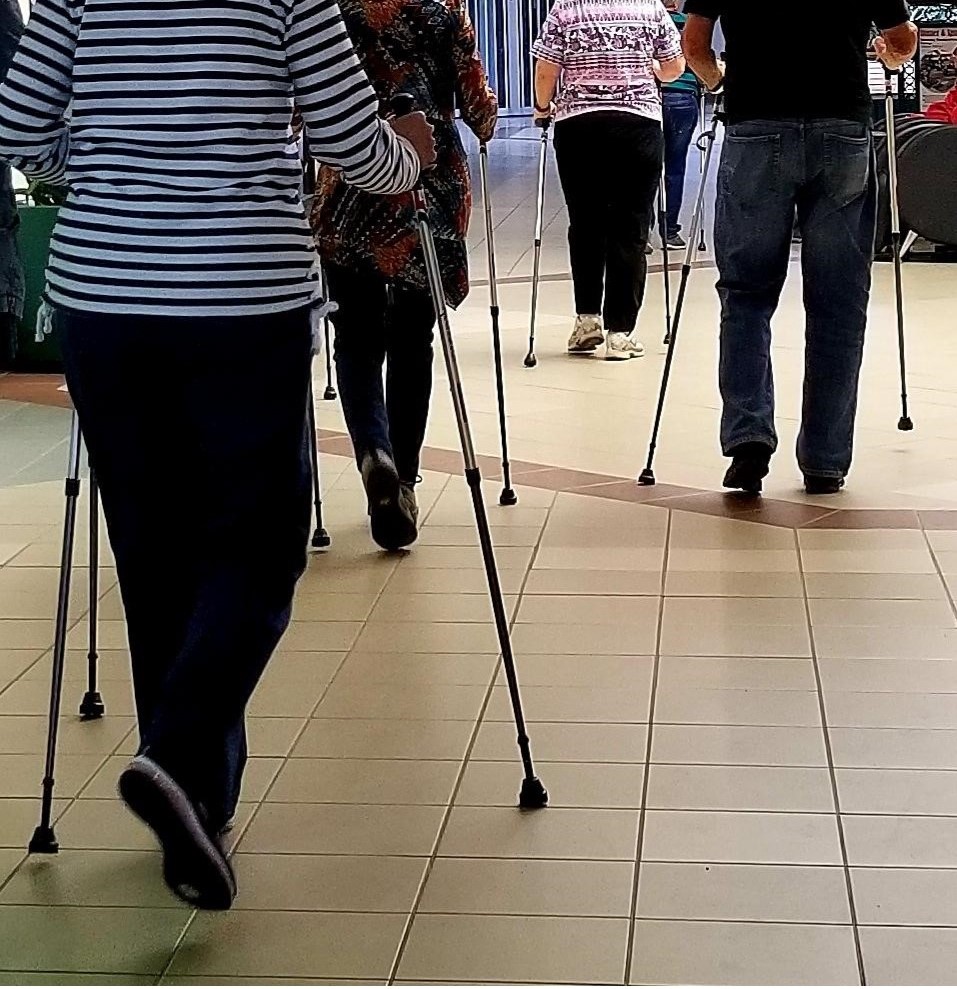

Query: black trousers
[57,306,313,826]
[326,263,435,484]
[553,111,664,334]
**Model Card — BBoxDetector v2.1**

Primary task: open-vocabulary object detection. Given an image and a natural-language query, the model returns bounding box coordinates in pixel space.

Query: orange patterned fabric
[309,0,497,308]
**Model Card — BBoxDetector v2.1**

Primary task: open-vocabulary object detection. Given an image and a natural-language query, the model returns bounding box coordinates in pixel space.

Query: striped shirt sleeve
[285,0,420,195]
[0,0,77,184]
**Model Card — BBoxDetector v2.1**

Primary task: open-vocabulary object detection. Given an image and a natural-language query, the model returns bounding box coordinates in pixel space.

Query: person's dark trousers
[553,111,663,335]
[56,306,313,828]
[715,118,877,480]
[662,89,699,239]
[325,262,436,484]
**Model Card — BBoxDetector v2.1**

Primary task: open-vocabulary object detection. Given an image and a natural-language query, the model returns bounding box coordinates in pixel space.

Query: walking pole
[393,95,546,808]
[29,411,83,853]
[307,379,330,549]
[697,92,708,253]
[479,141,518,507]
[658,170,673,346]
[524,118,550,369]
[639,98,723,486]
[320,265,337,401]
[883,67,914,432]
[78,468,104,720]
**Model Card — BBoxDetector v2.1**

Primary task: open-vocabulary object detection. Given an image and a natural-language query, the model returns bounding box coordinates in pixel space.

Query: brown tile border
[4,373,956,532]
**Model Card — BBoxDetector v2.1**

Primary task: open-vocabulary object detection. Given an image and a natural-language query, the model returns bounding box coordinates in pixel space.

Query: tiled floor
[2,126,957,984]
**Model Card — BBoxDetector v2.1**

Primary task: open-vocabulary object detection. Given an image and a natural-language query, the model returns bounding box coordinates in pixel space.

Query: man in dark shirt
[683,2,917,495]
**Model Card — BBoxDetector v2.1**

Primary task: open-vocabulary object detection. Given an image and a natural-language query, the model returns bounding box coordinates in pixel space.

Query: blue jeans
[663,90,699,238]
[325,263,435,483]
[715,119,877,478]
[57,306,313,827]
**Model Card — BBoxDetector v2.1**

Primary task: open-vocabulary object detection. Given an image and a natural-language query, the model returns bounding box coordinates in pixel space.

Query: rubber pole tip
[79,691,105,721]
[28,825,59,855]
[524,354,537,368]
[663,334,671,346]
[323,387,337,401]
[638,469,656,487]
[899,416,914,432]
[311,528,331,549]
[499,488,519,507]
[519,776,549,810]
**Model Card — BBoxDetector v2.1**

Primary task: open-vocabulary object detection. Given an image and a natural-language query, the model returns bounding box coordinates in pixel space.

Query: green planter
[12,204,60,371]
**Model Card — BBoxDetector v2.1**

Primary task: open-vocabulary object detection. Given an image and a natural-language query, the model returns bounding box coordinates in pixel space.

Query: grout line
[794,529,867,986]
[623,508,672,983]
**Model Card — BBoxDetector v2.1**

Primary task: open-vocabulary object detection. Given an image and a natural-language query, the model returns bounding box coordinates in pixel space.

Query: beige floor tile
[293,718,474,760]
[510,621,658,656]
[843,815,957,867]
[426,506,549,529]
[169,911,407,980]
[0,975,153,985]
[315,681,488,721]
[335,652,497,686]
[629,920,860,985]
[810,597,957,628]
[267,758,459,805]
[369,593,516,624]
[384,567,526,594]
[515,594,660,626]
[647,765,834,813]
[439,806,639,860]
[397,914,630,984]
[853,868,957,926]
[275,621,363,652]
[353,621,501,655]
[0,676,136,717]
[65,620,129,651]
[859,926,957,985]
[642,810,844,865]
[417,524,541,547]
[657,656,816,692]
[825,691,957,729]
[533,546,665,572]
[664,596,809,627]
[0,849,178,907]
[804,572,947,600]
[297,565,396,596]
[456,760,644,809]
[232,854,427,913]
[496,654,654,688]
[21,648,131,683]
[524,568,661,596]
[667,548,800,573]
[249,671,339,719]
[160,979,373,985]
[637,862,851,923]
[396,545,534,570]
[799,530,928,551]
[238,803,445,856]
[659,620,811,659]
[664,570,805,598]
[471,720,647,763]
[0,847,23,884]
[485,683,650,723]
[0,618,55,650]
[419,857,634,917]
[0,753,106,799]
[829,727,957,770]
[651,724,828,767]
[654,686,822,727]
[840,768,957,817]
[290,592,377,622]
[245,717,307,757]
[669,514,796,550]
[802,548,937,575]
[0,648,44,683]
[0,797,67,849]
[0,904,190,974]
[815,625,957,660]
[55,797,167,851]
[0,714,134,755]
[820,657,957,693]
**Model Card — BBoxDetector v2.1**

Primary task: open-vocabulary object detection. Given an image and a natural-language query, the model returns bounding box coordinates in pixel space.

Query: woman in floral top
[311,0,497,552]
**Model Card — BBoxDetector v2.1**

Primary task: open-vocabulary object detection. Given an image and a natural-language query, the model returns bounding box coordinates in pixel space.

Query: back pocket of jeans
[721,133,782,200]
[823,132,871,209]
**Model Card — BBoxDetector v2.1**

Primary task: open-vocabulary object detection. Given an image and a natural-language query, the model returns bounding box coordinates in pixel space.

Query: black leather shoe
[360,450,418,551]
[723,442,773,494]
[804,474,845,495]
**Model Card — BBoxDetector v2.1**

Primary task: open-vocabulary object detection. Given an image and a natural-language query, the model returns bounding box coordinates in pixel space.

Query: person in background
[661,0,702,249]
[683,0,918,495]
[532,0,685,361]
[926,45,957,124]
[312,0,497,552]
[0,0,434,909]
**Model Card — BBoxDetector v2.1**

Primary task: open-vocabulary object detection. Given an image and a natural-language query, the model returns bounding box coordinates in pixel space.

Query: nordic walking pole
[658,169,673,346]
[639,99,723,486]
[884,67,913,432]
[307,379,331,549]
[78,468,104,720]
[393,95,546,808]
[698,92,708,252]
[320,265,337,401]
[480,142,518,506]
[525,117,550,369]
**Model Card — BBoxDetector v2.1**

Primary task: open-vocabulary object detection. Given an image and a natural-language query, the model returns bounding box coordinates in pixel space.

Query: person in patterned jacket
[311,0,497,552]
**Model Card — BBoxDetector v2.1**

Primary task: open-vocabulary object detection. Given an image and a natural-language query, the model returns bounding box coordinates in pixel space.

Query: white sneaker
[567,315,604,354]
[605,332,644,361]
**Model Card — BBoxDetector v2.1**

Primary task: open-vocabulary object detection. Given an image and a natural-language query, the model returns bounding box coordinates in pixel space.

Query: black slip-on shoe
[723,442,773,495]
[804,474,845,495]
[119,755,236,911]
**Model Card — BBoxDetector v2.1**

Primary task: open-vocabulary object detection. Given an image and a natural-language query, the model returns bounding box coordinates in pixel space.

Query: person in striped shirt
[0,0,435,910]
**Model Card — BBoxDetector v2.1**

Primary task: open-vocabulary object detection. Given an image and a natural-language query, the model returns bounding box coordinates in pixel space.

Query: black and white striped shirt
[0,0,421,316]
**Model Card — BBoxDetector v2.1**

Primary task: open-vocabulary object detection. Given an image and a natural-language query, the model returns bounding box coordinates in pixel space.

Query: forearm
[682,14,721,91]
[655,55,686,84]
[534,59,560,109]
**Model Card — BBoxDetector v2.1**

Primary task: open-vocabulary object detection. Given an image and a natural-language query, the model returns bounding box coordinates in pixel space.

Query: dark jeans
[553,111,663,334]
[715,118,877,478]
[57,306,313,825]
[663,90,699,238]
[325,263,435,483]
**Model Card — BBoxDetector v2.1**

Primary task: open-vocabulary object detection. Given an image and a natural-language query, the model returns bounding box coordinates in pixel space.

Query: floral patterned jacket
[310,0,497,308]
